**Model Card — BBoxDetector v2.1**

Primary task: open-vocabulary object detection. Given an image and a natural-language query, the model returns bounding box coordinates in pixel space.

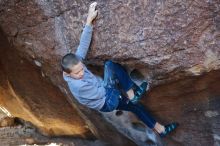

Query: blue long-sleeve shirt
[63,25,106,110]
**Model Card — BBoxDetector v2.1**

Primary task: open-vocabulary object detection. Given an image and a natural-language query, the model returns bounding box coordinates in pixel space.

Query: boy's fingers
[93,2,97,6]
[90,2,96,7]
[90,2,97,8]
[88,2,97,15]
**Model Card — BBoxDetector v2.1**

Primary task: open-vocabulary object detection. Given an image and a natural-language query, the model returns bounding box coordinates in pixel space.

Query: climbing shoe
[130,81,149,104]
[159,122,179,138]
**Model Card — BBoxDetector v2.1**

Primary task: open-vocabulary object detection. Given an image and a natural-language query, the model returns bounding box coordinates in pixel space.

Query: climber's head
[61,53,84,79]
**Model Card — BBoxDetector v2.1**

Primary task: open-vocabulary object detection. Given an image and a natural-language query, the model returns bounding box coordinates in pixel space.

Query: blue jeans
[100,60,156,129]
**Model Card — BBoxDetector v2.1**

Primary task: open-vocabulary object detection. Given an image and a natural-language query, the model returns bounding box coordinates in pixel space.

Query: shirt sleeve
[75,25,93,60]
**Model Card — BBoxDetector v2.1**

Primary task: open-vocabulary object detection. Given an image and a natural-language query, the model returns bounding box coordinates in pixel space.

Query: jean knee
[104,60,114,69]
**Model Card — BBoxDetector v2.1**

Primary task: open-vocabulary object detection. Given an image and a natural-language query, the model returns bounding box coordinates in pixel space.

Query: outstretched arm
[75,2,98,60]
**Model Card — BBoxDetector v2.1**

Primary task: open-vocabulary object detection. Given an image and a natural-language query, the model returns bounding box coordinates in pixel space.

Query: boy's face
[68,61,84,80]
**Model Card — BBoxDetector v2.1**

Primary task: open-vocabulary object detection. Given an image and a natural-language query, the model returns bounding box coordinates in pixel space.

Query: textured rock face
[146,70,220,146]
[0,0,219,84]
[0,0,220,145]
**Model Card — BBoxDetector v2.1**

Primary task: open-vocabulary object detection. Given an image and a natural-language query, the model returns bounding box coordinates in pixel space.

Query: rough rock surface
[0,0,220,146]
[146,70,220,146]
[0,0,219,84]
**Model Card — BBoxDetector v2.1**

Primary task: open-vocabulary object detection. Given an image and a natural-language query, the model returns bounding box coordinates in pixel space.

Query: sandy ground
[0,111,107,146]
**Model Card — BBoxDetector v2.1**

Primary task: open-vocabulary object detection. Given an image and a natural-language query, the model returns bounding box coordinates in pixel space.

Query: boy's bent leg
[116,96,156,129]
[116,96,179,137]
[104,60,150,104]
[104,60,134,91]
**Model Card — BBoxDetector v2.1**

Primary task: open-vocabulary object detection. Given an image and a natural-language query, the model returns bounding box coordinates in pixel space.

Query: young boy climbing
[61,2,178,138]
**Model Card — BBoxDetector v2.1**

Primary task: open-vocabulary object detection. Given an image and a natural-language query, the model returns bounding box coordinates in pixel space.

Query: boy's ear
[63,71,70,76]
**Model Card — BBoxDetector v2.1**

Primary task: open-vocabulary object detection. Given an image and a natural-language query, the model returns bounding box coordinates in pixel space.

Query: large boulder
[0,0,219,145]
